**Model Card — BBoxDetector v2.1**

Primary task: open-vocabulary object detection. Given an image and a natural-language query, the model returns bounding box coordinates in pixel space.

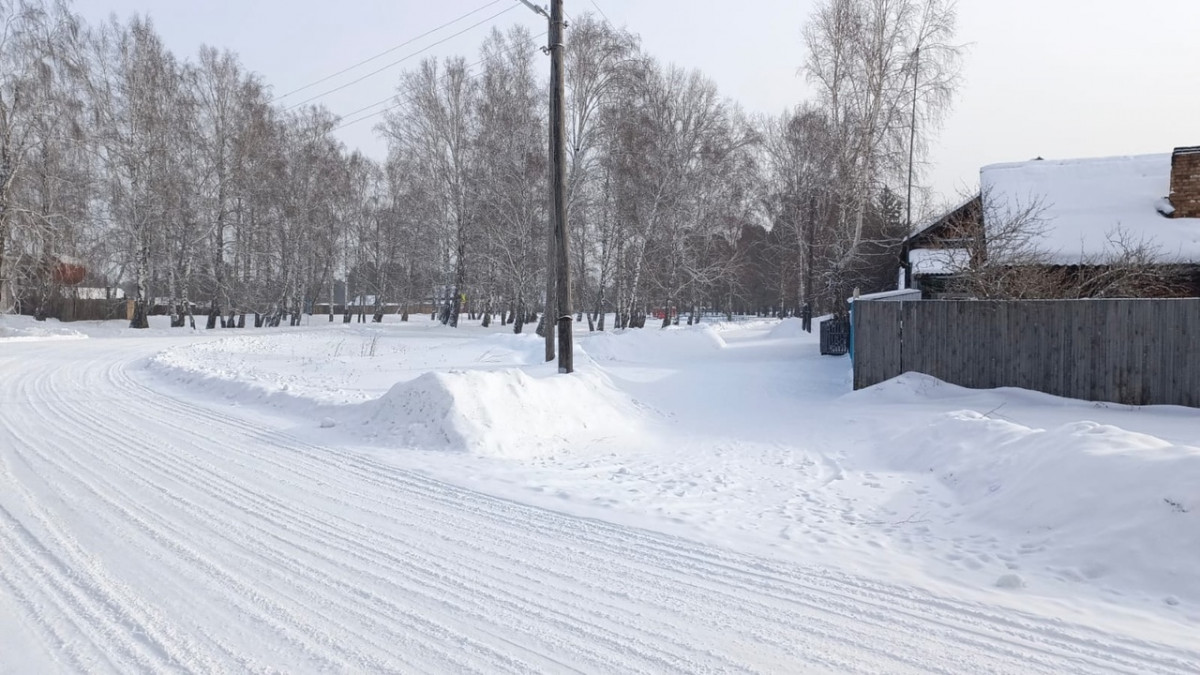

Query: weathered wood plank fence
[852,299,1200,407]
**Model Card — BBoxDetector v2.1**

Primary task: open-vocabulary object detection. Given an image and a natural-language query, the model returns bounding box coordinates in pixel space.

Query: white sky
[69,0,1200,209]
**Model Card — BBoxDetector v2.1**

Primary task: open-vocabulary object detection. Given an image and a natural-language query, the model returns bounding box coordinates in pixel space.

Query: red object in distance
[52,262,87,286]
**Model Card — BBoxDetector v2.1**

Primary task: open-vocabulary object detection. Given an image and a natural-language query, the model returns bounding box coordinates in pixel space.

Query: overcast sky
[70,0,1200,208]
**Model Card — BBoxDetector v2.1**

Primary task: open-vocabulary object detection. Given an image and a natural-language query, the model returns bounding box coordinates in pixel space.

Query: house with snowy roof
[902,146,1200,298]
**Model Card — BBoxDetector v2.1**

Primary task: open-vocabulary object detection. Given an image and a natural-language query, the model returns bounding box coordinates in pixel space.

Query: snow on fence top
[981,153,1200,264]
[850,289,923,302]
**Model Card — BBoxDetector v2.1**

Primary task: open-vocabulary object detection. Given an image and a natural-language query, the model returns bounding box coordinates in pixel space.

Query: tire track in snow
[110,364,954,673]
[7,343,902,667]
[16,356,476,674]
[2,339,1198,673]
[125,361,1200,674]
[92,360,748,673]
[126,348,1200,674]
[0,362,220,674]
[24,353,700,674]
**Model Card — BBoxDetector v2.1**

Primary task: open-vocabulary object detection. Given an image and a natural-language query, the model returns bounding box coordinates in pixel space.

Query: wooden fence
[19,296,127,322]
[852,299,1200,407]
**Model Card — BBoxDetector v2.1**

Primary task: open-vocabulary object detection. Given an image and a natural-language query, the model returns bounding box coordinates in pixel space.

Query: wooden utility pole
[543,8,556,363]
[549,0,573,373]
[517,0,573,372]
[519,0,572,372]
[543,172,557,363]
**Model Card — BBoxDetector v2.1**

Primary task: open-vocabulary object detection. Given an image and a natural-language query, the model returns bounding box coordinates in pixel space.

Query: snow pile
[695,317,779,333]
[461,332,547,366]
[147,323,645,459]
[351,367,643,459]
[861,374,1200,604]
[0,316,87,342]
[147,329,550,414]
[580,324,726,363]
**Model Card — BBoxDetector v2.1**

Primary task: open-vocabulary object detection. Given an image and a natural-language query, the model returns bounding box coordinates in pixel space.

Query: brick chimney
[1170,146,1200,218]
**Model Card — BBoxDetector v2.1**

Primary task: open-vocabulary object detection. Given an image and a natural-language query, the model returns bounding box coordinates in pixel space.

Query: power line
[332,57,486,131]
[333,35,545,133]
[285,4,520,111]
[273,0,506,103]
[588,0,613,26]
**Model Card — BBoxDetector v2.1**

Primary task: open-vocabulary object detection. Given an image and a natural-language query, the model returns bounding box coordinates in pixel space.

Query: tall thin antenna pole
[906,46,920,232]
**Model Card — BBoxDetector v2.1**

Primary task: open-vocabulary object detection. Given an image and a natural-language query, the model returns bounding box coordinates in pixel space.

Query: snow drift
[858,373,1200,604]
[350,367,644,459]
[147,329,647,460]
[765,316,832,340]
[0,316,87,342]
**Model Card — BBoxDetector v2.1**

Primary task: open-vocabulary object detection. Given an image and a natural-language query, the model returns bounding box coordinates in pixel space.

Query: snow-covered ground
[2,312,1197,672]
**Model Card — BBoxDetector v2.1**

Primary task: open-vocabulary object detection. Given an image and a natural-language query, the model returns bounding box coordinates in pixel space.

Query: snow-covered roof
[908,247,969,275]
[848,288,923,303]
[980,154,1200,264]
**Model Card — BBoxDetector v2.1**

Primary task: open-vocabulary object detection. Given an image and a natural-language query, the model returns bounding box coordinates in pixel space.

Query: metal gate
[819,317,850,356]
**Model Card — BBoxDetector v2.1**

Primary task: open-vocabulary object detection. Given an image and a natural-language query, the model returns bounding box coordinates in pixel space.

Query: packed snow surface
[0,319,86,342]
[2,313,1198,672]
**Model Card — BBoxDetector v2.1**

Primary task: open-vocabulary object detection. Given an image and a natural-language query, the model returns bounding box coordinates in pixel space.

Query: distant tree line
[0,0,960,329]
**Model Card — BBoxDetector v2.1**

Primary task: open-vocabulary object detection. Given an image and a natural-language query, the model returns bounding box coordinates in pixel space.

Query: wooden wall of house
[853,299,1200,408]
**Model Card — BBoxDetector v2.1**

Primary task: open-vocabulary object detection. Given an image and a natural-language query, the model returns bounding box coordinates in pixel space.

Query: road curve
[1,337,1196,674]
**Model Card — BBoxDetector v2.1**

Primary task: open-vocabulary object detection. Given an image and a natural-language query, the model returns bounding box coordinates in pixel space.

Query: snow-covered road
[2,337,1197,673]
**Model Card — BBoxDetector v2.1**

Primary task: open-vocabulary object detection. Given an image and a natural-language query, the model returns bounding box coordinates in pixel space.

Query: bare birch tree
[803,0,962,303]
[382,57,479,328]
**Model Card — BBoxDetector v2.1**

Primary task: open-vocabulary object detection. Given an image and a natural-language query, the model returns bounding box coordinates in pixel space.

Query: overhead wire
[272,0,506,103]
[332,56,489,130]
[334,31,547,132]
[587,0,613,26]
[285,3,520,111]
[312,0,622,132]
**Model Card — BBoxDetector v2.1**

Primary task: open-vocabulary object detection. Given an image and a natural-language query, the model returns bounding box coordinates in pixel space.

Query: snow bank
[0,316,87,342]
[849,371,1076,408]
[580,324,726,363]
[147,326,645,460]
[147,329,550,411]
[766,317,825,340]
[699,317,779,333]
[148,339,343,416]
[463,332,547,365]
[861,373,1200,603]
[351,367,643,459]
